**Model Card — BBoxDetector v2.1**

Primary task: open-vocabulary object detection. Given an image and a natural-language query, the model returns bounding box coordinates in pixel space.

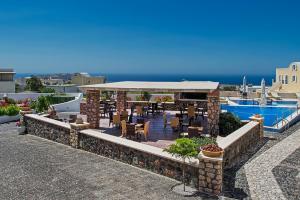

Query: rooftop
[0,68,16,74]
[80,81,219,93]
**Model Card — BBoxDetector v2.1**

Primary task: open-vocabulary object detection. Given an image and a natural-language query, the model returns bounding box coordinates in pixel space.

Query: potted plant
[200,144,224,158]
[16,120,25,135]
[164,138,198,192]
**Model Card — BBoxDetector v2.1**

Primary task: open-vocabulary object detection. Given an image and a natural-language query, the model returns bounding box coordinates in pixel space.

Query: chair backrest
[126,123,135,136]
[170,117,179,128]
[113,114,120,124]
[121,120,127,134]
[188,106,195,118]
[144,121,150,137]
[163,112,167,124]
[121,110,128,117]
[136,106,143,114]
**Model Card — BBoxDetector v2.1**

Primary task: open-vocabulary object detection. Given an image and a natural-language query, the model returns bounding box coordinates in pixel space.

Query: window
[292,75,297,82]
[292,64,297,71]
[285,75,288,84]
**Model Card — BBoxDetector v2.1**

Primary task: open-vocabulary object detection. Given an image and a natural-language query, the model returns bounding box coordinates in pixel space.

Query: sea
[15,73,275,86]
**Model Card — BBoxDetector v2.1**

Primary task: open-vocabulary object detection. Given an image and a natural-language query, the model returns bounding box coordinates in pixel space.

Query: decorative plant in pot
[200,144,224,158]
[164,138,198,192]
[16,120,25,135]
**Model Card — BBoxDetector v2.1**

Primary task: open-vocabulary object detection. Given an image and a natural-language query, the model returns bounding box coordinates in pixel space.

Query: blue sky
[0,0,300,75]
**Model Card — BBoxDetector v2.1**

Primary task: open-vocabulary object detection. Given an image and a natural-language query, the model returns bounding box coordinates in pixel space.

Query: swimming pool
[231,99,298,106]
[221,104,297,126]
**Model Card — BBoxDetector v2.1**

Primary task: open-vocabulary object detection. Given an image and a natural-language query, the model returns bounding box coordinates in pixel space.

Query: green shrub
[219,112,242,136]
[0,105,20,116]
[5,105,20,116]
[0,107,6,116]
[46,95,75,105]
[35,96,50,113]
[40,87,55,93]
[191,137,217,150]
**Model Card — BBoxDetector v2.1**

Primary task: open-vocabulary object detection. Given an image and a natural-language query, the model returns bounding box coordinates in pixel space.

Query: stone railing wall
[79,129,200,188]
[25,114,71,146]
[218,121,261,169]
[24,113,262,196]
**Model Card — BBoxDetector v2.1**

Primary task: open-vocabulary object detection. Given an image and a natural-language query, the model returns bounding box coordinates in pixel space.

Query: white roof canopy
[80,81,219,93]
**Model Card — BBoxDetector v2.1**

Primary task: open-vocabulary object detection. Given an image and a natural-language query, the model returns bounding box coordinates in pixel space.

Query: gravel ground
[0,123,216,200]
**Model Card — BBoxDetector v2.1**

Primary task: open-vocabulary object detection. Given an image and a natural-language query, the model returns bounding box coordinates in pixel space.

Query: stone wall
[80,102,87,115]
[218,121,261,169]
[207,90,220,137]
[25,114,71,146]
[79,130,200,188]
[199,154,223,195]
[86,90,100,128]
[116,91,127,112]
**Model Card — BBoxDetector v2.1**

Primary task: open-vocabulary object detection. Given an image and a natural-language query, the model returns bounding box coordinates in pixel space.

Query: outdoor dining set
[97,98,208,141]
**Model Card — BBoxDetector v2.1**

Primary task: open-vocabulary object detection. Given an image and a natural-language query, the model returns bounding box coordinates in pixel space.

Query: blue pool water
[232,99,298,106]
[221,104,297,126]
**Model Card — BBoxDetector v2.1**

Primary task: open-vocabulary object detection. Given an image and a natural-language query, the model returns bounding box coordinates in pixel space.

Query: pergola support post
[116,91,127,112]
[207,89,220,137]
[86,89,100,129]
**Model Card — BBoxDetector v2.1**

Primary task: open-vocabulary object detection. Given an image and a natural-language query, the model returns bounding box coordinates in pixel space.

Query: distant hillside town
[0,69,106,93]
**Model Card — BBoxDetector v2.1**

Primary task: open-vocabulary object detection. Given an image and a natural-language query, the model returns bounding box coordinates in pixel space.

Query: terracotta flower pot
[201,149,224,157]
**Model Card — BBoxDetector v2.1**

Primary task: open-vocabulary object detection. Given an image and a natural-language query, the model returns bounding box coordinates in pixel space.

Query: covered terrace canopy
[79,81,219,93]
[79,81,220,136]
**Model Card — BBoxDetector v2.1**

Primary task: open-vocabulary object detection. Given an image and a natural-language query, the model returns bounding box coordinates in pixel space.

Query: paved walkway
[244,129,300,200]
[0,123,214,200]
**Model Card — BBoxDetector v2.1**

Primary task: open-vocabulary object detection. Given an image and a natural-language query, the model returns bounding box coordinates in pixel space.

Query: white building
[0,68,15,93]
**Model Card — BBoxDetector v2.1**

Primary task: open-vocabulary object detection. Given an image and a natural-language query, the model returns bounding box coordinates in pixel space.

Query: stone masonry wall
[207,90,220,137]
[86,90,100,128]
[25,116,71,146]
[218,121,261,169]
[116,91,127,112]
[79,132,200,188]
[199,155,223,195]
[80,102,87,115]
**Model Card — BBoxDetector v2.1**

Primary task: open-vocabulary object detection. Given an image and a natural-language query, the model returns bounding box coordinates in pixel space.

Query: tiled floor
[95,110,208,149]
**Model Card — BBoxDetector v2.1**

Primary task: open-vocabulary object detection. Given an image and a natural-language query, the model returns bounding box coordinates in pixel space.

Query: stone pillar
[116,91,127,112]
[19,110,33,134]
[80,102,87,115]
[207,90,220,137]
[70,122,90,148]
[86,89,100,129]
[250,115,264,138]
[198,153,223,196]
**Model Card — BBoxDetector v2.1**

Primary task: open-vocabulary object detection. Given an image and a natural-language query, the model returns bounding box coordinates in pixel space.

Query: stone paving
[0,122,214,200]
[222,123,300,200]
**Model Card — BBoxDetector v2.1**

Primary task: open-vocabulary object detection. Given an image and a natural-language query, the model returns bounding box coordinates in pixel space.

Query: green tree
[40,87,56,93]
[25,76,44,92]
[164,138,198,191]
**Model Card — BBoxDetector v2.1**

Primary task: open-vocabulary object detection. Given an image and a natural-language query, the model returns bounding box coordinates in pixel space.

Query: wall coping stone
[80,129,200,167]
[217,121,259,149]
[26,114,71,129]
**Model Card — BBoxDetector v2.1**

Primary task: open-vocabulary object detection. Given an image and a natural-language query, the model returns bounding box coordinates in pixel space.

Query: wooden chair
[136,121,150,140]
[126,123,136,139]
[136,105,144,116]
[188,106,195,120]
[121,110,128,121]
[170,117,180,131]
[121,120,127,137]
[113,114,120,127]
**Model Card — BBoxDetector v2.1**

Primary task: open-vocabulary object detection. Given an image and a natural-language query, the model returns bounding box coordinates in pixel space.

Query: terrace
[79,81,221,148]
